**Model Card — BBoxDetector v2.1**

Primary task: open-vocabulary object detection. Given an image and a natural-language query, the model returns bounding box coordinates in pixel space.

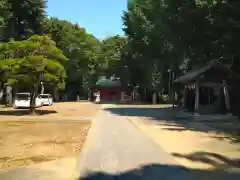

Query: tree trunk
[41,83,44,94]
[12,85,18,105]
[53,88,59,102]
[6,86,13,106]
[1,85,7,105]
[0,82,3,104]
[152,92,157,104]
[30,83,39,115]
[88,88,91,101]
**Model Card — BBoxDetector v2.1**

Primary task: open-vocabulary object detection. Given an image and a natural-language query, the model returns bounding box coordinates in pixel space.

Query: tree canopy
[1,0,239,109]
[42,17,105,99]
[100,35,127,78]
[0,35,66,112]
[0,0,46,41]
[122,0,240,99]
[0,0,127,103]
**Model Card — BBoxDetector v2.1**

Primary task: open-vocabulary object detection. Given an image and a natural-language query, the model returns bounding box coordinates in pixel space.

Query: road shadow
[104,106,178,119]
[80,163,240,180]
[0,109,57,116]
[98,101,152,105]
[172,151,240,170]
[104,106,240,144]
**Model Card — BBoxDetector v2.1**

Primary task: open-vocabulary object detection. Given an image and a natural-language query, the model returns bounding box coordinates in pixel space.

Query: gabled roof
[174,61,231,84]
[96,77,121,87]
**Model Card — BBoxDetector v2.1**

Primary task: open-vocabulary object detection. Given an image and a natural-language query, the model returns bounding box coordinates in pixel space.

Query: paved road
[77,105,240,180]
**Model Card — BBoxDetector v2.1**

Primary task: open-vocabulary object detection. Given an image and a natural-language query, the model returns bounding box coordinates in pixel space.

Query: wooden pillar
[223,80,230,111]
[194,79,200,112]
[172,72,175,108]
[183,86,187,109]
[172,90,175,108]
[121,92,125,102]
[208,87,211,105]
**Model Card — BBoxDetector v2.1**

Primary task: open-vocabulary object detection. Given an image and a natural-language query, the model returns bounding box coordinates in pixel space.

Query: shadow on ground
[172,151,240,170]
[104,107,240,144]
[80,163,240,180]
[98,101,152,105]
[0,109,57,116]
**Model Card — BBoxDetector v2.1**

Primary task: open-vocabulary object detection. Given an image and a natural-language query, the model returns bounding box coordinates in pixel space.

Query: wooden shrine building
[93,77,124,102]
[174,61,232,114]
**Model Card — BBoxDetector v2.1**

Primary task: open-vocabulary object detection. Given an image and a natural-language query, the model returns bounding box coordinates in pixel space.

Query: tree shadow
[0,109,57,116]
[104,106,240,144]
[98,101,152,105]
[105,106,179,119]
[80,163,240,180]
[172,151,240,170]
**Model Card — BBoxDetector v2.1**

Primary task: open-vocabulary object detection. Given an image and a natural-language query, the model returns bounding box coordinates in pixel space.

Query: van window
[16,94,30,100]
[40,95,49,98]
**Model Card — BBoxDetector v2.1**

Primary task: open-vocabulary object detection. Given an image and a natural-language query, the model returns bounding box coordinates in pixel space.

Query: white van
[39,94,53,106]
[14,93,43,108]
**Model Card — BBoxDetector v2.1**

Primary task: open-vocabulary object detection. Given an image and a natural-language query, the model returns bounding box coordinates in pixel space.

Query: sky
[46,0,127,39]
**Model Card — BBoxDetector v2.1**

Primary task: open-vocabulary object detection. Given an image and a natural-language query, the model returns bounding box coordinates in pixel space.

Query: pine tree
[5,0,46,40]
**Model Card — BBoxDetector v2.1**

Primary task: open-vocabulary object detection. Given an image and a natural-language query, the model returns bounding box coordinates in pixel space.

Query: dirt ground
[39,101,100,117]
[127,106,240,171]
[0,101,100,120]
[0,120,91,169]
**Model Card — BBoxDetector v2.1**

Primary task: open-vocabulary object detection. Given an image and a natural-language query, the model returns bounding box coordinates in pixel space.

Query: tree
[0,0,10,41]
[42,18,104,100]
[122,0,240,100]
[100,35,127,78]
[122,0,178,99]
[1,0,46,41]
[0,35,67,113]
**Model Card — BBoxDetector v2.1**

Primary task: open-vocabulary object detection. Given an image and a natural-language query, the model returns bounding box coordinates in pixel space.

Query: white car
[40,94,53,106]
[14,93,43,109]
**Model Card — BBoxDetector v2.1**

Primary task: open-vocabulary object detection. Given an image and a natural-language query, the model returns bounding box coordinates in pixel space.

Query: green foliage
[122,0,172,91]
[0,35,66,110]
[0,0,134,101]
[0,58,14,86]
[42,17,108,98]
[0,0,46,41]
[100,35,127,78]
[0,0,136,103]
[0,0,10,26]
[122,0,240,96]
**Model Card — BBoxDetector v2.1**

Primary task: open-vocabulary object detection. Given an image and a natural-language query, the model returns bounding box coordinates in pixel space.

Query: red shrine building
[94,78,124,101]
